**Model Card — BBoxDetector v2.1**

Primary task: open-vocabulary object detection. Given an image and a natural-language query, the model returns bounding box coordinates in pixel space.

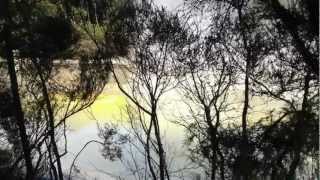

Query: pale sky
[154,0,184,11]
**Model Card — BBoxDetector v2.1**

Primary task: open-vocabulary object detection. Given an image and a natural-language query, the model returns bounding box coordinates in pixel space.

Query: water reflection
[61,81,284,180]
[62,83,192,180]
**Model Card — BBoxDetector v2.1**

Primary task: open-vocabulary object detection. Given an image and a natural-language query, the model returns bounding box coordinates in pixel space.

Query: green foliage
[33,0,60,17]
[19,16,80,59]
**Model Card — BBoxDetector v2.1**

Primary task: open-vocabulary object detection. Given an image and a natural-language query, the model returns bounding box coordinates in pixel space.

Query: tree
[101,2,188,180]
[257,0,319,77]
[176,22,236,179]
[0,1,34,179]
[0,0,126,179]
[183,0,318,179]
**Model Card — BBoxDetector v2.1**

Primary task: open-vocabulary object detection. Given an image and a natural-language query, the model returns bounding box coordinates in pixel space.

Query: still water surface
[60,81,282,180]
[61,82,193,180]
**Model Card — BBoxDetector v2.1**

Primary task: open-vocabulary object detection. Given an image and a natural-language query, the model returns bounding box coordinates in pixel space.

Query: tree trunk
[238,4,250,180]
[205,106,217,180]
[46,141,59,180]
[152,107,166,180]
[146,116,157,180]
[217,148,225,180]
[34,61,64,180]
[2,1,34,179]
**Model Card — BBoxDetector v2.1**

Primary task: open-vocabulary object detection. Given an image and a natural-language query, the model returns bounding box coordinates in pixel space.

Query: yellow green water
[66,86,128,129]
[64,82,285,131]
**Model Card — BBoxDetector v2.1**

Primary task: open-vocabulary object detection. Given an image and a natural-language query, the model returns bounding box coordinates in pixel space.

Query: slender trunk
[238,3,250,179]
[317,155,319,180]
[242,67,249,139]
[210,148,217,180]
[217,148,225,180]
[301,73,310,112]
[205,106,217,180]
[146,117,157,180]
[2,1,34,179]
[152,107,166,180]
[43,80,64,180]
[46,141,58,180]
[240,59,250,177]
[34,61,64,180]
